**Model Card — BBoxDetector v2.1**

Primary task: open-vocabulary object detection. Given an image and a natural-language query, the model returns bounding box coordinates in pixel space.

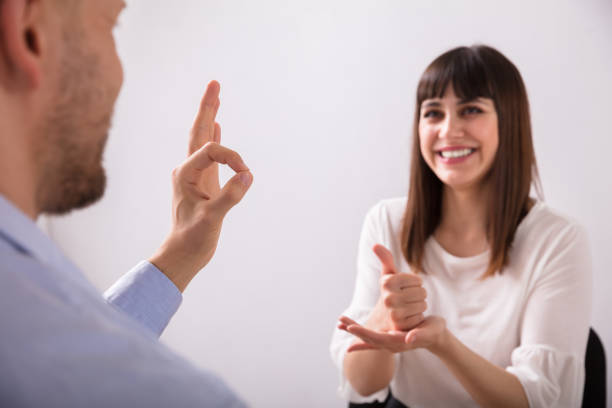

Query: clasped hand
[338,245,447,354]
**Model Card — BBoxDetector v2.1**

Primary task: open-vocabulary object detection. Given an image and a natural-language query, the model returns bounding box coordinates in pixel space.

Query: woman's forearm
[432,329,529,408]
[343,346,395,397]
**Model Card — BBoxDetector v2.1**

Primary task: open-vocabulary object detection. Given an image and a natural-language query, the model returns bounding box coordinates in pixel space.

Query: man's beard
[36,33,113,215]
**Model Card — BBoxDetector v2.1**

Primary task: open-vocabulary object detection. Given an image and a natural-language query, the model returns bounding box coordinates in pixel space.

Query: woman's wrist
[427,326,453,357]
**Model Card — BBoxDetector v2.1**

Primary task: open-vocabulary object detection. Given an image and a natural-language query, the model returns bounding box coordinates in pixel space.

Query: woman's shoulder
[514,200,589,258]
[368,197,407,216]
[365,197,407,224]
[360,198,408,260]
[520,201,585,237]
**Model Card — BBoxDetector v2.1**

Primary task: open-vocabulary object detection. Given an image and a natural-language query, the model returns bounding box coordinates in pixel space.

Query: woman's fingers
[337,316,357,335]
[393,313,425,332]
[389,302,427,320]
[338,315,355,324]
[404,316,446,346]
[383,288,427,307]
[347,342,379,352]
[338,315,421,353]
[345,320,406,344]
[373,244,396,275]
[381,273,423,292]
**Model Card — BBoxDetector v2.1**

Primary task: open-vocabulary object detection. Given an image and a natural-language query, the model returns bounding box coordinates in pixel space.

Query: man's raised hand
[149,81,253,292]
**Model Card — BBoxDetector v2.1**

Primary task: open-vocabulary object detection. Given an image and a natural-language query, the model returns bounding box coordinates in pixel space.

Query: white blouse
[330,198,592,408]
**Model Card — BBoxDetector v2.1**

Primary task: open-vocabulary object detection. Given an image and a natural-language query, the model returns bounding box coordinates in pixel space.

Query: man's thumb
[210,171,253,215]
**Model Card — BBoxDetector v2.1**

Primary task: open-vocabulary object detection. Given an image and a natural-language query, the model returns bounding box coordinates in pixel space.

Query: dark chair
[348,328,606,408]
[582,328,606,407]
[348,390,406,408]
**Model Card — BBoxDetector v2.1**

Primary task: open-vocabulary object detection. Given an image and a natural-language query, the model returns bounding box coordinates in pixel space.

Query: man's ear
[0,0,47,90]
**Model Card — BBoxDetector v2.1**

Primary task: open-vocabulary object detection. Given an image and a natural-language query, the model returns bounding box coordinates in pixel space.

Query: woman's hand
[361,244,428,332]
[338,315,448,354]
[338,244,447,354]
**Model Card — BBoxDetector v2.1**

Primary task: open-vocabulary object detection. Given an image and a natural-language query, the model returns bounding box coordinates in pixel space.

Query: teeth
[440,148,473,159]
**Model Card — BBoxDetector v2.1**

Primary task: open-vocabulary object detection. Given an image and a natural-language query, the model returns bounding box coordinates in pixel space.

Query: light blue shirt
[0,195,246,407]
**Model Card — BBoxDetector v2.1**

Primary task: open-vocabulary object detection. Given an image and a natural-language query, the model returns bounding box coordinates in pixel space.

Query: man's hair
[401,45,542,278]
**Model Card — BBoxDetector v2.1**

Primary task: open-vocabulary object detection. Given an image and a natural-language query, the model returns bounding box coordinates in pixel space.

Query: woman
[330,45,592,408]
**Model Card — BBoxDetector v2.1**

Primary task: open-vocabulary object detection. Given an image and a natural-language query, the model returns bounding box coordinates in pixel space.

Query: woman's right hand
[341,244,427,335]
[338,245,430,395]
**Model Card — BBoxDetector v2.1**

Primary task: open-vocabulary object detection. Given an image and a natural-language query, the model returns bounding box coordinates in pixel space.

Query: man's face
[37,0,125,215]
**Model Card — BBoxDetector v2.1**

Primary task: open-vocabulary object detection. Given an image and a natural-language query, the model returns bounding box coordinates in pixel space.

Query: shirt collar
[0,194,74,273]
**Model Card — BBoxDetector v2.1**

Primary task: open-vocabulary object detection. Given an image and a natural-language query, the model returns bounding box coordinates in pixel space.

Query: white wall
[48,0,612,406]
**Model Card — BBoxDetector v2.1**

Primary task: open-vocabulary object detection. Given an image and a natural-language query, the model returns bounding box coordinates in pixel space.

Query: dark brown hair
[401,45,541,278]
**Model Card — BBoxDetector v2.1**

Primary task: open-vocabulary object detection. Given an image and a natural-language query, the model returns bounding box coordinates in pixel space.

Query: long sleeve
[0,195,247,407]
[104,261,182,337]
[505,223,593,407]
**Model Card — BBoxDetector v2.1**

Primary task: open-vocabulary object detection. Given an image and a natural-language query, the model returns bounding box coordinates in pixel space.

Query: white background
[47,1,611,406]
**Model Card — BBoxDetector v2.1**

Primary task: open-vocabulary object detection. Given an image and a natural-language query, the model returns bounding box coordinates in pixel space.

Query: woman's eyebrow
[458,97,488,105]
[422,101,442,109]
[422,97,490,109]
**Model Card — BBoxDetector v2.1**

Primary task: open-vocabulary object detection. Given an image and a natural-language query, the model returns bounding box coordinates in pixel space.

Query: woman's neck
[434,183,490,257]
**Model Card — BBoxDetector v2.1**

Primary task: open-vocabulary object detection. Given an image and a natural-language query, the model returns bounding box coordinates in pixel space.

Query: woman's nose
[439,114,464,139]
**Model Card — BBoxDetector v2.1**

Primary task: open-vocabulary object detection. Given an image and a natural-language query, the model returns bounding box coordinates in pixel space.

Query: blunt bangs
[416,46,496,107]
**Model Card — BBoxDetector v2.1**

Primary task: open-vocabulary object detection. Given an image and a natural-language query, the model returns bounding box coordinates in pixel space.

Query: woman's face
[418,86,499,192]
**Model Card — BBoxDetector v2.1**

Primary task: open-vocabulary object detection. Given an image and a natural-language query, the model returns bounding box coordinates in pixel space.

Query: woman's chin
[438,176,483,192]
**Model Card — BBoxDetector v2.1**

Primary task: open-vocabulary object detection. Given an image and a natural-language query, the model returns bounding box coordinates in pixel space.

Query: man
[0,0,253,406]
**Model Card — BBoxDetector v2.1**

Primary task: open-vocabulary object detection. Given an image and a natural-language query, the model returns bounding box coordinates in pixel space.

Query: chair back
[582,328,606,407]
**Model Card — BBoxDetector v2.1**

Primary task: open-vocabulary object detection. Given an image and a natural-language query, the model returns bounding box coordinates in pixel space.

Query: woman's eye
[423,110,442,119]
[462,106,483,115]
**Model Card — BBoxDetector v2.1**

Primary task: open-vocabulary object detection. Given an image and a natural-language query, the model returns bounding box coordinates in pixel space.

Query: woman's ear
[0,0,48,90]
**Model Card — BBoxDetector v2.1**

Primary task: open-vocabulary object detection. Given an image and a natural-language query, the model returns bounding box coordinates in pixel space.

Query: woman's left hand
[338,315,448,354]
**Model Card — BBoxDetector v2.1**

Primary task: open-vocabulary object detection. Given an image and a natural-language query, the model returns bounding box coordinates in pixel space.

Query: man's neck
[0,119,39,220]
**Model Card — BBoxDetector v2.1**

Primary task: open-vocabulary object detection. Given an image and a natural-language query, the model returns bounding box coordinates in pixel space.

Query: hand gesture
[150,81,253,292]
[338,244,443,354]
[366,244,427,332]
[338,314,447,354]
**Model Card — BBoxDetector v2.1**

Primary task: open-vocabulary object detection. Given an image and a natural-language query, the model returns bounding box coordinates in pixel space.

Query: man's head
[0,0,125,217]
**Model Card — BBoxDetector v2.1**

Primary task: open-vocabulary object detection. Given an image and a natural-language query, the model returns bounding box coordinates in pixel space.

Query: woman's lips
[435,147,477,164]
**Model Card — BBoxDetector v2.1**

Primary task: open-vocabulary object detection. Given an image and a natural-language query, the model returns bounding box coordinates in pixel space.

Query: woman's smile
[435,146,478,164]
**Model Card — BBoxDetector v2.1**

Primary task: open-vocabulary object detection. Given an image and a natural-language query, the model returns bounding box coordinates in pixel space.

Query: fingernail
[239,172,252,187]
